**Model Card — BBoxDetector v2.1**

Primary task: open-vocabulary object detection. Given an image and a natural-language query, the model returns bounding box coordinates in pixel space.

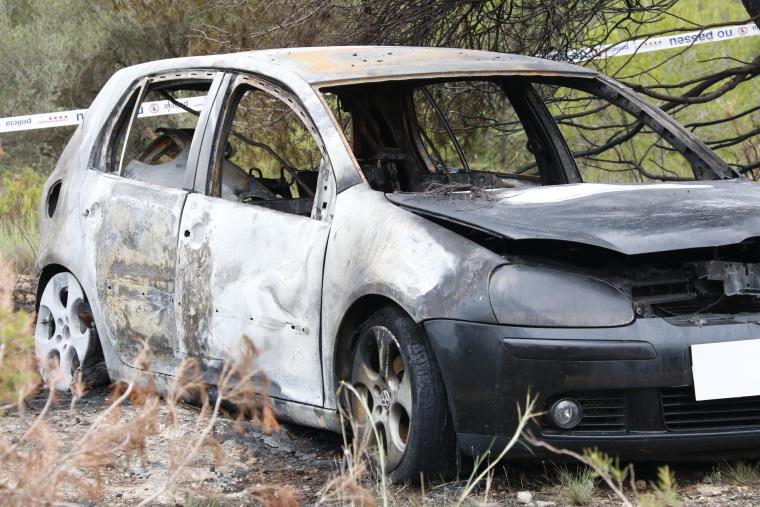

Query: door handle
[183,229,191,238]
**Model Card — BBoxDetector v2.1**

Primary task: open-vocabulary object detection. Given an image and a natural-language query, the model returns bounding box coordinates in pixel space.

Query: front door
[175,75,332,405]
[82,72,222,373]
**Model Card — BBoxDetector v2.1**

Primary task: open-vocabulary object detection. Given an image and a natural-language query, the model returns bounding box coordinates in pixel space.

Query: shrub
[0,168,46,273]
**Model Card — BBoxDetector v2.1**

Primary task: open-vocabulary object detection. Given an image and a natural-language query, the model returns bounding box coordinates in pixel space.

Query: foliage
[639,465,682,507]
[708,460,760,486]
[556,466,597,505]
[0,168,45,272]
[597,0,760,176]
[0,263,36,408]
[0,0,757,179]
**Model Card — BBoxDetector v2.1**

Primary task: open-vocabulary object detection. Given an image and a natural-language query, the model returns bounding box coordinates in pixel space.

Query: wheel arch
[331,293,452,416]
[332,294,459,476]
[34,264,112,389]
[332,294,411,392]
[35,263,70,312]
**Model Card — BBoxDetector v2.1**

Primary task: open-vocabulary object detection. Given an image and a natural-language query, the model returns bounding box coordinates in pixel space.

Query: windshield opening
[322,75,729,193]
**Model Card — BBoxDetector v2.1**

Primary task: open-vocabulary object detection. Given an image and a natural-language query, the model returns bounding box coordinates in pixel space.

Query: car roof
[129,46,596,86]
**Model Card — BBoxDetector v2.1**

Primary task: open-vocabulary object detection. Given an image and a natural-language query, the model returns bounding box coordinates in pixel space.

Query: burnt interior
[324,77,572,193]
[324,75,732,193]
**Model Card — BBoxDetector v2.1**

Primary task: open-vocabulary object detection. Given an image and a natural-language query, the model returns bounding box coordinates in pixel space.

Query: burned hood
[386,181,760,255]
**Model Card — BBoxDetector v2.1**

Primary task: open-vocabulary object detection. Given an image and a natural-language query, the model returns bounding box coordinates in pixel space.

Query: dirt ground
[6,278,760,505]
[3,386,344,506]
[2,385,760,506]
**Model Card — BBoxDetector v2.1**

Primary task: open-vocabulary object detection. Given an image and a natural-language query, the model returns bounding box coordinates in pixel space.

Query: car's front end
[314,48,760,471]
[391,181,760,461]
[426,314,760,461]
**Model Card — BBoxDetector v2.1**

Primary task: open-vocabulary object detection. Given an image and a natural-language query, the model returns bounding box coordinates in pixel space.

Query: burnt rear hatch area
[424,318,760,460]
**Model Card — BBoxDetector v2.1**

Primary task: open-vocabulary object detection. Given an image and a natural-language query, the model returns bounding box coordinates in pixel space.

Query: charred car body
[35,47,760,479]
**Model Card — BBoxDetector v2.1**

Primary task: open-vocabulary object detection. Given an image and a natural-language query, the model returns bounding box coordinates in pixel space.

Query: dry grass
[0,255,292,505]
[555,465,597,505]
[314,385,539,507]
[0,255,605,507]
[0,335,287,505]
[708,460,760,487]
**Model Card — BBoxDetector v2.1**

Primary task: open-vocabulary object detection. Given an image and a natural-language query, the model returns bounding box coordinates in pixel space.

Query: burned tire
[34,272,109,391]
[349,305,456,481]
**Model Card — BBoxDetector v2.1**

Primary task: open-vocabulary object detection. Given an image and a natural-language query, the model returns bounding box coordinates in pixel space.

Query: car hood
[386,180,760,255]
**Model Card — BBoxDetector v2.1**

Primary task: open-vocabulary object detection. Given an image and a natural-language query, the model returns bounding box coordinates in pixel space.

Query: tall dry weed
[0,261,37,410]
[0,255,285,505]
[316,383,383,507]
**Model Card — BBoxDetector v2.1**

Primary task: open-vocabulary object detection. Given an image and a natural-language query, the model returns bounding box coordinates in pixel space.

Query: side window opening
[323,93,353,144]
[108,79,213,188]
[211,80,324,218]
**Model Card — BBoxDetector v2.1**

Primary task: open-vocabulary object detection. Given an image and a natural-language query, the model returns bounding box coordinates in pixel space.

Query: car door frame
[82,69,227,373]
[174,70,341,407]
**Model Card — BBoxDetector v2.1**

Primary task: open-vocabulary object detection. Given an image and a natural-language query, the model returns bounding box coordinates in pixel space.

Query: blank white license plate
[691,338,760,401]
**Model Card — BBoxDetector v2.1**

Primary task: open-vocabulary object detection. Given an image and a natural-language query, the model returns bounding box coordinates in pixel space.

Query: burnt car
[34,46,760,480]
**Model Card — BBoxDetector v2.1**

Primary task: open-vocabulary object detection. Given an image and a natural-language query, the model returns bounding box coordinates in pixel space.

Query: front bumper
[423,317,760,460]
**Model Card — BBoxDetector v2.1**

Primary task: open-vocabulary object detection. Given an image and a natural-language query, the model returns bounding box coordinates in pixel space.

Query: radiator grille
[654,295,760,316]
[661,386,760,431]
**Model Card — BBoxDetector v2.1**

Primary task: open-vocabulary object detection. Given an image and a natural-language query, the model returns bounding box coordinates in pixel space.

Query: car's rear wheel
[349,305,456,481]
[34,272,107,391]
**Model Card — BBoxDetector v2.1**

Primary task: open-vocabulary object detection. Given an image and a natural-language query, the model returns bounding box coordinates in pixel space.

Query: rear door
[81,71,223,373]
[175,74,334,405]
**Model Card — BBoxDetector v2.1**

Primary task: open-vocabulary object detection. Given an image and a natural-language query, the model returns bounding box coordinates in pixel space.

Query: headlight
[489,264,634,327]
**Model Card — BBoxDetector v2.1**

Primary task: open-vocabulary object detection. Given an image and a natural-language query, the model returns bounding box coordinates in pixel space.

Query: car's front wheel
[350,305,456,481]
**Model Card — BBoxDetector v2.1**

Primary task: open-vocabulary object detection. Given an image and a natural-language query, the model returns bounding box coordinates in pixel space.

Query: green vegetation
[709,460,760,486]
[599,0,760,172]
[0,168,44,271]
[556,466,597,505]
[639,465,683,507]
[0,268,35,407]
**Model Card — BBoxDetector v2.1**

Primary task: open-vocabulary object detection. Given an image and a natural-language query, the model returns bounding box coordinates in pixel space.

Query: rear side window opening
[322,75,732,193]
[103,77,214,189]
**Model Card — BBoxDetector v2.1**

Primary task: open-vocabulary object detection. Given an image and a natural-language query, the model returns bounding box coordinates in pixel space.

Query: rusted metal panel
[80,171,186,373]
[250,46,594,85]
[175,193,329,405]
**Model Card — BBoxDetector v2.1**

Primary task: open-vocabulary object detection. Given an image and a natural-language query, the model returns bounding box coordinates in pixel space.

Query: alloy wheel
[351,325,412,469]
[34,272,94,391]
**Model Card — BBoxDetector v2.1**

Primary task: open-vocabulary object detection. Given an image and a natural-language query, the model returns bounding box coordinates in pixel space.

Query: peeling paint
[88,174,186,372]
[34,46,740,441]
[176,194,329,405]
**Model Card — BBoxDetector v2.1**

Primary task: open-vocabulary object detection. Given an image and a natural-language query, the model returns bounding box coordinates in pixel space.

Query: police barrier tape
[0,95,207,134]
[1,22,758,134]
[570,21,759,61]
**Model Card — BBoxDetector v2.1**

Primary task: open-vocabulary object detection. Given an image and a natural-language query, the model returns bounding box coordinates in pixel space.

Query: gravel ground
[3,386,760,506]
[2,386,345,505]
[6,278,760,505]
